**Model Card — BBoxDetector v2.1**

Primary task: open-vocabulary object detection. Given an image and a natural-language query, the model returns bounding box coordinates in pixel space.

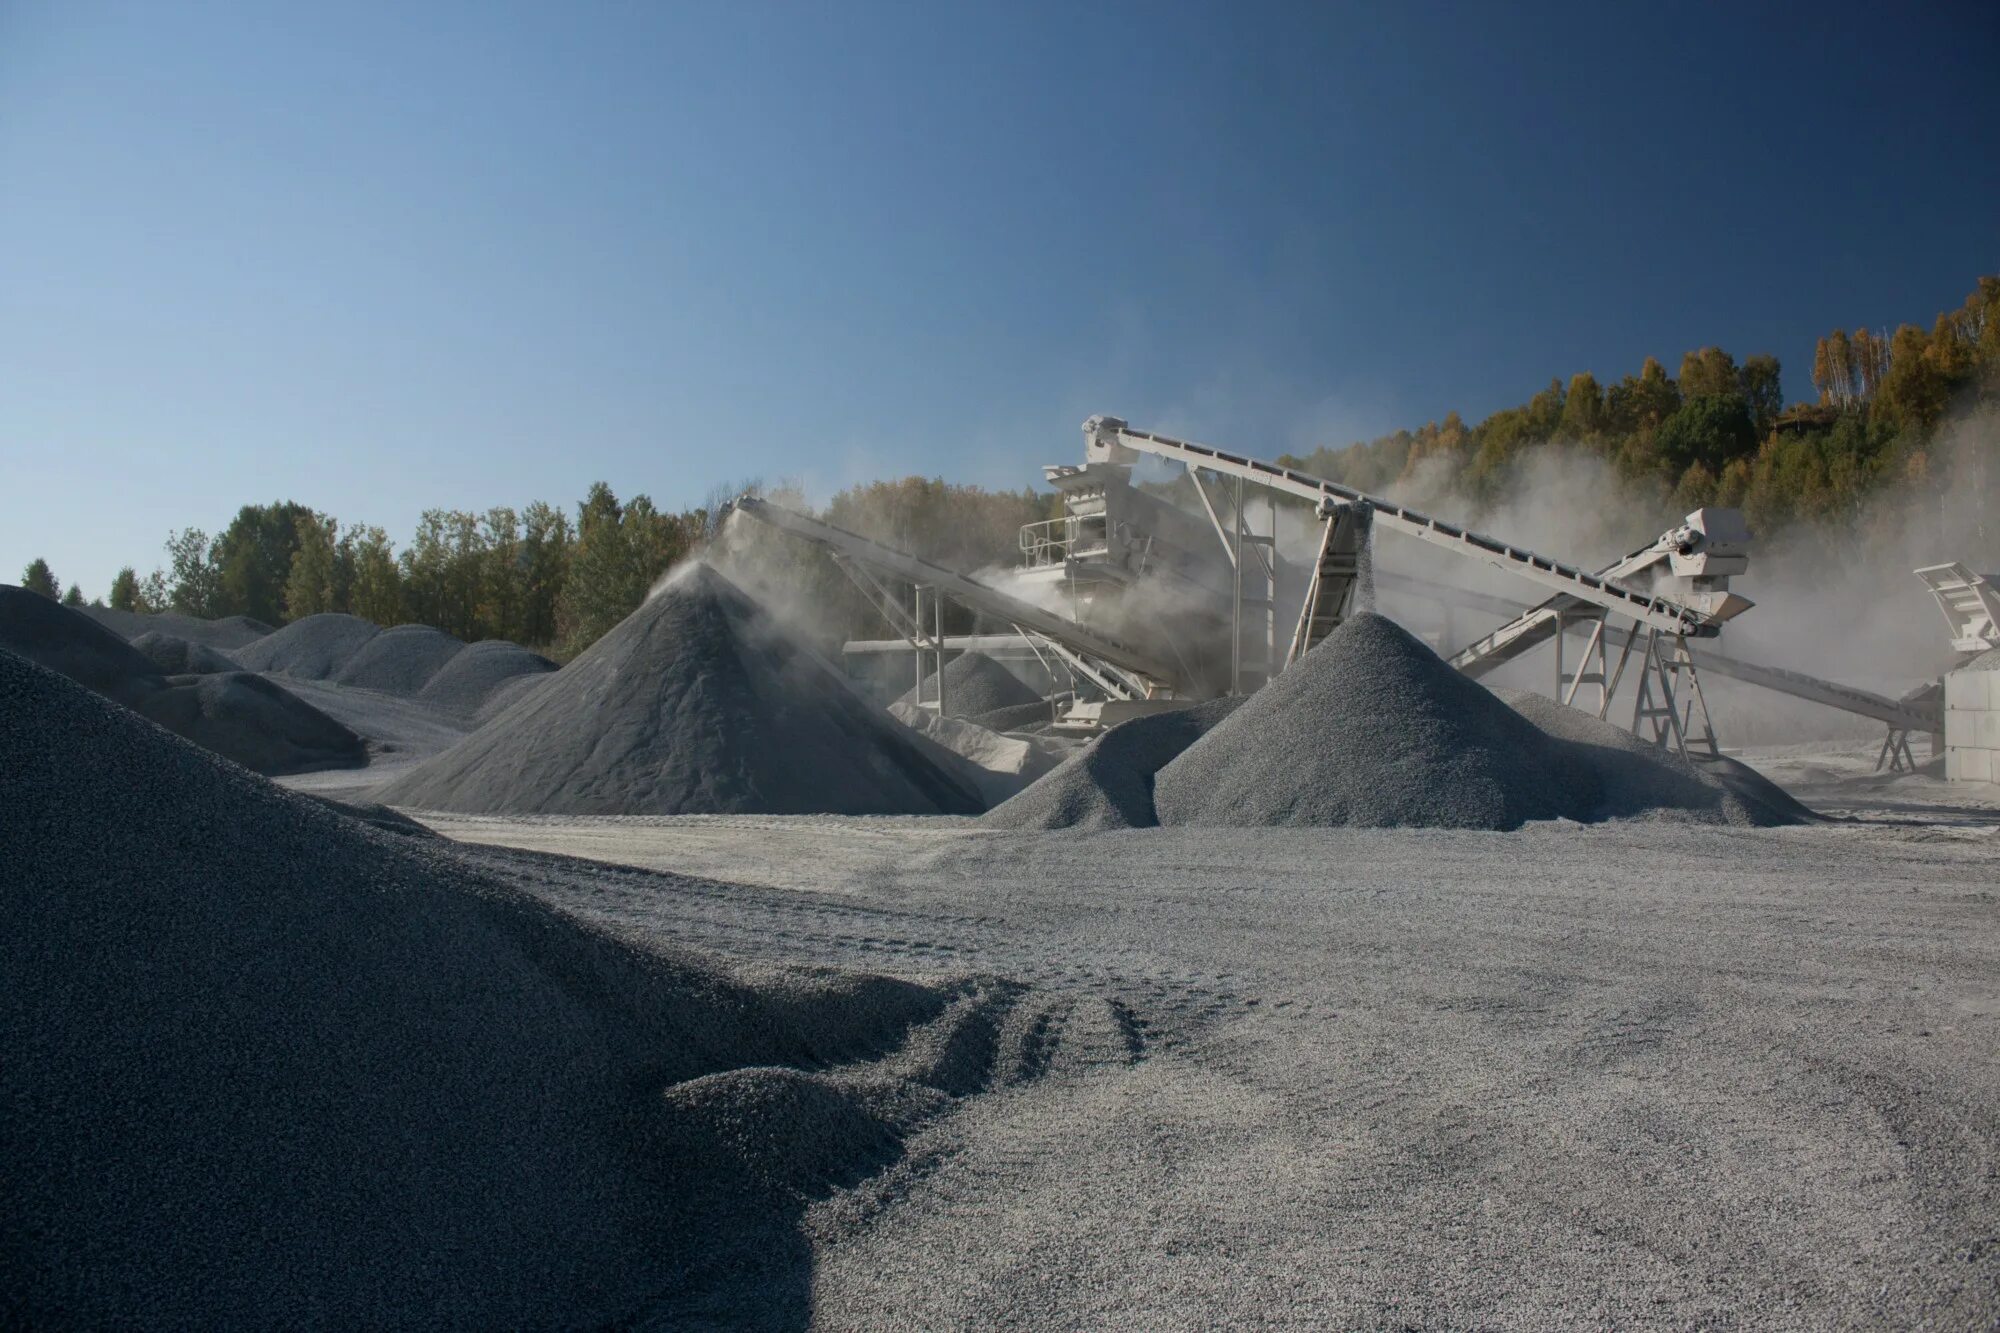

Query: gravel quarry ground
[400,753,2000,1331]
[18,587,2000,1326]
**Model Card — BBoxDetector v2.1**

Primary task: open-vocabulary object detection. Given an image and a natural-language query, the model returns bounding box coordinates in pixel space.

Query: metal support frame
[1627,629,1719,760]
[1558,615,1611,714]
[1875,729,1919,774]
[832,554,951,713]
[1287,500,1372,667]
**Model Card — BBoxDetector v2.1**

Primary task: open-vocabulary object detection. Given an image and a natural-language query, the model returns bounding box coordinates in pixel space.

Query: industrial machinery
[732,415,1947,763]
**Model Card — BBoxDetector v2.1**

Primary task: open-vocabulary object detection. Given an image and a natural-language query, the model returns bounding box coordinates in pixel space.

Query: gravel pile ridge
[418,638,558,717]
[966,699,1055,733]
[0,648,1002,1327]
[1,585,164,703]
[2,590,366,775]
[82,605,274,649]
[133,671,366,775]
[982,698,1242,830]
[233,612,382,680]
[1154,612,1596,830]
[899,652,1043,717]
[1495,688,1814,826]
[376,562,983,816]
[130,631,238,676]
[332,623,467,694]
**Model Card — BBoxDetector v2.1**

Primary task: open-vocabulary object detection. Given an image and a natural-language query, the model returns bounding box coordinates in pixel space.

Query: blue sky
[3,0,1996,598]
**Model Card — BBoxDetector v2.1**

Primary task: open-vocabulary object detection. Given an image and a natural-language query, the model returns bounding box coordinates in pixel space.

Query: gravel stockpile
[134,671,365,774]
[331,623,467,694]
[899,651,1042,717]
[967,699,1055,733]
[2,589,363,775]
[1154,613,1595,830]
[417,638,558,717]
[1,585,164,702]
[82,605,274,649]
[1495,687,1814,826]
[233,612,381,680]
[130,630,238,676]
[377,563,982,816]
[981,699,1241,830]
[0,649,1001,1327]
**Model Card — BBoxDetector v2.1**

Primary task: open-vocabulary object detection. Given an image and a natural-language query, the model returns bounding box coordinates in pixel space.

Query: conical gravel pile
[981,699,1241,830]
[376,562,982,815]
[332,623,467,693]
[899,651,1042,717]
[130,630,238,676]
[417,638,557,717]
[1153,613,1595,830]
[232,612,382,680]
[1,587,360,774]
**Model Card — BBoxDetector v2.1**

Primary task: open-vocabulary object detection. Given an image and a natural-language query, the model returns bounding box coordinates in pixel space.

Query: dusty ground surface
[394,745,2000,1331]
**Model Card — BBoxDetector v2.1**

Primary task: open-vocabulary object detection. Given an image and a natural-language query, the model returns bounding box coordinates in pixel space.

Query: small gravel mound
[967,699,1055,733]
[134,671,366,775]
[417,638,558,717]
[900,651,1043,717]
[82,605,274,649]
[233,612,381,680]
[0,648,985,1327]
[377,562,982,816]
[982,699,1242,830]
[1154,613,1594,830]
[0,585,162,703]
[130,630,238,676]
[332,623,467,694]
[1495,688,1814,827]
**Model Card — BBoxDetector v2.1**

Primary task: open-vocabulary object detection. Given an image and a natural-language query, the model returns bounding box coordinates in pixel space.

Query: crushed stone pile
[982,698,1241,830]
[1153,613,1589,830]
[1494,687,1815,827]
[1,585,163,703]
[130,630,238,676]
[967,699,1055,733]
[0,587,361,775]
[1149,613,1809,830]
[232,612,382,680]
[137,671,368,775]
[418,638,558,718]
[0,648,993,1327]
[83,604,273,650]
[376,562,983,816]
[899,651,1042,717]
[332,623,467,693]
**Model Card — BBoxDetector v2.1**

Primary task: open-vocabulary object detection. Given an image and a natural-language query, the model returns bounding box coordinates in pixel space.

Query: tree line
[23,274,1994,655]
[23,476,1055,660]
[1278,275,1999,539]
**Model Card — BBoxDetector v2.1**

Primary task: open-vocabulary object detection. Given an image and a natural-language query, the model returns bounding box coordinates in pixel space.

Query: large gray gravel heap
[982,698,1241,829]
[2,585,163,702]
[82,604,273,649]
[330,623,468,693]
[417,637,557,717]
[1,589,361,775]
[377,562,982,816]
[899,650,1042,717]
[0,648,1018,1328]
[233,612,382,680]
[129,630,238,676]
[138,671,366,774]
[1155,613,1589,829]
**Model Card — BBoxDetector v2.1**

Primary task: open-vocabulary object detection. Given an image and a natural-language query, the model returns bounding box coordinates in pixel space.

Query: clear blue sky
[4,0,1996,598]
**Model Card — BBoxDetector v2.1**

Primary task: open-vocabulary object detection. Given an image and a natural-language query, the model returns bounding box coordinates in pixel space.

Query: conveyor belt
[1089,416,1718,637]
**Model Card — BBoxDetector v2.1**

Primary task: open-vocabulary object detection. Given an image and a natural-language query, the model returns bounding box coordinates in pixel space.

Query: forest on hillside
[20,275,1997,659]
